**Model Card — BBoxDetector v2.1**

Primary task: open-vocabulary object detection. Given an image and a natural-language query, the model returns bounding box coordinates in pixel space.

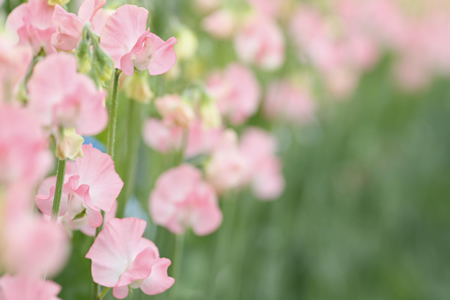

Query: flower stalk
[50,158,67,223]
[107,69,122,160]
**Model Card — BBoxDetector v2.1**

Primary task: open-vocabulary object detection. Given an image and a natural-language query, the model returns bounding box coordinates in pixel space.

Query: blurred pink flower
[206,63,260,125]
[185,120,223,158]
[202,9,236,39]
[205,130,250,193]
[155,94,195,128]
[247,0,282,18]
[53,0,106,51]
[0,213,69,277]
[100,4,177,76]
[264,80,316,124]
[150,164,223,235]
[6,0,56,55]
[193,0,221,14]
[142,118,183,154]
[0,106,52,188]
[0,274,61,300]
[0,37,32,104]
[36,144,123,229]
[28,53,108,135]
[234,15,285,70]
[86,218,174,298]
[240,128,284,200]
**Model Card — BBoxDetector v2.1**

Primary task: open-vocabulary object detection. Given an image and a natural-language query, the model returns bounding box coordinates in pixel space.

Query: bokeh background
[3,0,450,299]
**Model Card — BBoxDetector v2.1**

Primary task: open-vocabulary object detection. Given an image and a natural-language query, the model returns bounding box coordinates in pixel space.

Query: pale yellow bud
[200,100,221,128]
[56,128,84,160]
[123,72,153,104]
[175,27,198,61]
[48,0,69,6]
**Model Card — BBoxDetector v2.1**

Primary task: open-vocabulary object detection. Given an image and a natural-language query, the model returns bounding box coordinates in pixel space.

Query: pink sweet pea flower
[6,0,56,55]
[234,15,285,70]
[0,274,61,300]
[0,106,52,188]
[100,4,177,76]
[86,218,174,298]
[155,94,195,128]
[53,0,106,51]
[206,63,260,125]
[240,128,284,200]
[185,120,223,158]
[0,37,32,104]
[149,164,223,235]
[36,144,124,229]
[247,0,283,18]
[202,9,236,39]
[142,118,183,154]
[205,130,250,193]
[264,79,316,125]
[28,53,108,135]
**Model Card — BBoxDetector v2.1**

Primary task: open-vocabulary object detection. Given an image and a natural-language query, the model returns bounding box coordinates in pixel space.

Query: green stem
[92,69,120,300]
[107,69,121,159]
[116,100,141,218]
[51,159,67,223]
[98,287,110,299]
[170,233,185,299]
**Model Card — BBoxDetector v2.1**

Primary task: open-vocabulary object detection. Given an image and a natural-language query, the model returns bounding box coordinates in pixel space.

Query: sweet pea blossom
[264,79,316,125]
[155,94,195,129]
[206,63,260,125]
[234,15,285,70]
[36,144,123,230]
[0,106,52,188]
[202,9,236,39]
[28,53,108,135]
[149,164,223,235]
[86,218,174,299]
[100,5,177,76]
[240,128,284,200]
[6,0,56,55]
[142,118,183,154]
[52,0,106,51]
[185,120,223,158]
[0,37,32,104]
[205,130,250,193]
[0,274,61,300]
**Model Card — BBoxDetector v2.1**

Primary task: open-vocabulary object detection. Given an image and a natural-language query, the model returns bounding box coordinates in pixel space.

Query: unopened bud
[199,99,221,128]
[175,27,198,61]
[48,0,69,6]
[122,72,153,103]
[56,128,84,160]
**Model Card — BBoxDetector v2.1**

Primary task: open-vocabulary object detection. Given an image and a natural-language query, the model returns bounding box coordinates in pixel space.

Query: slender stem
[98,287,110,299]
[170,233,185,299]
[92,69,120,300]
[51,159,67,223]
[107,69,121,160]
[116,100,141,218]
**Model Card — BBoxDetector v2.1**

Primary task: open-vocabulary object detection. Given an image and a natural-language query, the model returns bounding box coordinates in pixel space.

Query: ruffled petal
[147,34,177,75]
[140,258,175,295]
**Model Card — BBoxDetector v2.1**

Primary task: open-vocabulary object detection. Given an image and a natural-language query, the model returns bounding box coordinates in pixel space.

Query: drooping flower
[6,0,56,55]
[100,4,177,76]
[142,118,183,154]
[240,128,284,200]
[0,274,61,300]
[206,63,260,125]
[150,164,223,235]
[52,0,106,51]
[205,130,250,193]
[234,15,285,70]
[86,218,174,299]
[36,144,123,230]
[28,53,108,135]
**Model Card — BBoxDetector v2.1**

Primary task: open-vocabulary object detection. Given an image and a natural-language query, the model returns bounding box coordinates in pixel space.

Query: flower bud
[121,72,153,103]
[199,98,221,128]
[175,27,198,61]
[56,128,84,160]
[48,0,69,6]
[76,39,92,74]
[92,47,114,84]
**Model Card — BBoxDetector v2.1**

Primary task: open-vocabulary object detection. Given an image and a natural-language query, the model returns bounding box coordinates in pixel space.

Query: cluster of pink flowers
[1,0,178,298]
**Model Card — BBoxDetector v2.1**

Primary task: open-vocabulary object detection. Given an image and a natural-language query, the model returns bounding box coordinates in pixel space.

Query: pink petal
[0,274,61,300]
[78,0,106,24]
[53,5,84,51]
[76,144,123,212]
[119,29,151,76]
[142,118,183,153]
[99,4,149,69]
[35,176,70,217]
[112,247,156,299]
[85,218,147,287]
[147,34,177,75]
[140,258,175,295]
[192,182,223,236]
